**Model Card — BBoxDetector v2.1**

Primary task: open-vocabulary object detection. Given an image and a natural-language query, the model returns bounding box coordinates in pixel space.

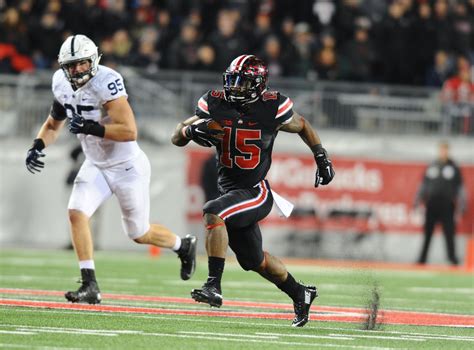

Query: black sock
[207,257,225,287]
[81,268,97,284]
[277,273,302,301]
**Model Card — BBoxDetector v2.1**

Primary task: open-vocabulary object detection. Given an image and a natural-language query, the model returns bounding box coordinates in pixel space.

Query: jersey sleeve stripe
[218,180,269,220]
[276,98,293,119]
[197,98,210,115]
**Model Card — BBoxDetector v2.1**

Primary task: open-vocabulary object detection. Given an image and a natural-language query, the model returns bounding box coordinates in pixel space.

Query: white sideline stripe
[407,287,474,295]
[402,334,474,342]
[176,333,393,349]
[0,324,396,349]
[0,330,36,335]
[0,275,139,284]
[179,331,278,339]
[329,333,424,342]
[16,328,117,337]
[0,344,82,350]
[255,332,354,341]
[10,307,474,334]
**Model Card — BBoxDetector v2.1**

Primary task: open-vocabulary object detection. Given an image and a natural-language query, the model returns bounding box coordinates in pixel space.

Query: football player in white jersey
[25,34,197,304]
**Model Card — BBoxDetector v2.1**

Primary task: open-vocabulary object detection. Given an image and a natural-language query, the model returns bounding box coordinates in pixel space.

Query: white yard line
[0,330,36,335]
[0,275,139,284]
[407,287,474,295]
[0,344,82,350]
[7,307,474,338]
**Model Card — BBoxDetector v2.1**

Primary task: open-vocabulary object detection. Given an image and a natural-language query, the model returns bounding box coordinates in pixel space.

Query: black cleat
[65,281,101,304]
[178,235,197,280]
[191,282,223,308]
[292,284,318,327]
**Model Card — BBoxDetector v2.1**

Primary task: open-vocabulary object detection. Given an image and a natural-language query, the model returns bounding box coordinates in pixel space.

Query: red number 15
[220,127,261,169]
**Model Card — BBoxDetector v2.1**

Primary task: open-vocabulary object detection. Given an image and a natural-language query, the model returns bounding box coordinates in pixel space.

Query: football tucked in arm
[186,118,224,147]
[195,119,224,138]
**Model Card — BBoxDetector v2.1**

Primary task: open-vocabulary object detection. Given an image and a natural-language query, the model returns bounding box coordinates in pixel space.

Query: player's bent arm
[103,96,137,141]
[171,115,200,146]
[36,116,66,147]
[279,112,322,148]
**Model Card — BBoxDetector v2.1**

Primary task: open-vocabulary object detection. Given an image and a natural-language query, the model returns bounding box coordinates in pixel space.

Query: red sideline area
[1,288,473,327]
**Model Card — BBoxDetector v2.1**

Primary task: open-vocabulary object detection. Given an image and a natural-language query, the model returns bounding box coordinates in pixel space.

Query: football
[193,118,224,139]
[206,119,224,138]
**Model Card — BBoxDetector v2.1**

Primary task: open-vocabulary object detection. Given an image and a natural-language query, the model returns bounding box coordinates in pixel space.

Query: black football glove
[312,145,335,187]
[185,120,224,147]
[68,112,105,137]
[26,139,46,174]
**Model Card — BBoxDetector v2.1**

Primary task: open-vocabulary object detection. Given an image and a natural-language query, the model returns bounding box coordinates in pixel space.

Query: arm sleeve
[50,99,68,121]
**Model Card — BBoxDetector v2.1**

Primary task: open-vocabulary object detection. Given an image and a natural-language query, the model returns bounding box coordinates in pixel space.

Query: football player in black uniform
[171,55,335,327]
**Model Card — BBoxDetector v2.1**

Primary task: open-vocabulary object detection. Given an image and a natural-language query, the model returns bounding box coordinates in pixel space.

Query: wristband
[310,144,324,156]
[182,125,191,139]
[85,123,105,138]
[32,138,45,151]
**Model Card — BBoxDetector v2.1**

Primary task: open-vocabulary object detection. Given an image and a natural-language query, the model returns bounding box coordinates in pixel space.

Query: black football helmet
[223,55,268,105]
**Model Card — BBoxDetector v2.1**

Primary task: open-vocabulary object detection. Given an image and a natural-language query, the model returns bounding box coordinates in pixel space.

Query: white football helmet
[58,34,101,88]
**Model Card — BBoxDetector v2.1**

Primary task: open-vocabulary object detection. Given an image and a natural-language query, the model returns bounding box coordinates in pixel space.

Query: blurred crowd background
[1,0,473,88]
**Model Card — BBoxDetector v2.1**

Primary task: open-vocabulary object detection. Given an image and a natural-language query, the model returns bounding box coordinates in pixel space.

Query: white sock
[172,236,182,251]
[79,260,95,270]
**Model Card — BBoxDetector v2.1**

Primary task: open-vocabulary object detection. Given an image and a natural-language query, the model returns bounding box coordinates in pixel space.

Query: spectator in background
[129,35,160,73]
[195,44,219,72]
[313,45,339,81]
[412,1,437,86]
[433,0,454,52]
[0,0,471,87]
[30,11,64,67]
[249,12,273,52]
[333,0,365,47]
[258,35,287,77]
[441,55,474,134]
[451,0,472,56]
[166,21,201,70]
[378,0,415,85]
[154,9,177,63]
[291,22,317,78]
[338,24,375,82]
[425,50,453,87]
[0,7,34,73]
[110,29,133,66]
[207,9,247,71]
[414,141,467,265]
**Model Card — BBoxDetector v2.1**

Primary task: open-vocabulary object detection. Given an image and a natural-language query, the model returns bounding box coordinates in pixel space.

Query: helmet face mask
[58,35,101,89]
[223,55,268,105]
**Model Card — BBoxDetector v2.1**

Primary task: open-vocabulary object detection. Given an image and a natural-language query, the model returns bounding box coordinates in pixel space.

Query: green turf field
[1,249,473,349]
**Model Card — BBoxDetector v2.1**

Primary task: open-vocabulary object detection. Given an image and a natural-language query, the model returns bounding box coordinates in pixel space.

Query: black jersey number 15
[220,127,261,169]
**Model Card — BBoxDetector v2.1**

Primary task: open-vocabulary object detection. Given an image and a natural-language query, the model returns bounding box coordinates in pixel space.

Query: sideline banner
[186,149,473,234]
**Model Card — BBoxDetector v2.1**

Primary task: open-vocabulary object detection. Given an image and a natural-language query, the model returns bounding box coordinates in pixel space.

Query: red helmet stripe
[231,55,254,71]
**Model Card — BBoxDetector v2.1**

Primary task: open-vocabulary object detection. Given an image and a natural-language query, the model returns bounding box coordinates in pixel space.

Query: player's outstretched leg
[64,269,101,304]
[254,251,318,327]
[291,284,318,327]
[191,281,223,307]
[177,234,198,280]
